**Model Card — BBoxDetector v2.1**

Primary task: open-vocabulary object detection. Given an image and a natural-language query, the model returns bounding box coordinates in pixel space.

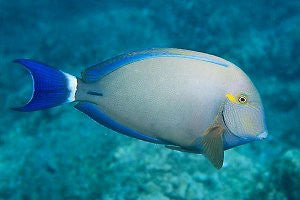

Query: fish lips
[257,131,268,140]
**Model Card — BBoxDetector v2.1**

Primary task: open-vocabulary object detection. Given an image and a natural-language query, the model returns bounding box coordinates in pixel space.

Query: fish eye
[238,95,247,104]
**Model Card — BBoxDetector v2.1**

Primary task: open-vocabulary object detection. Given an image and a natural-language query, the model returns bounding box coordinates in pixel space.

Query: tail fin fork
[12,59,77,112]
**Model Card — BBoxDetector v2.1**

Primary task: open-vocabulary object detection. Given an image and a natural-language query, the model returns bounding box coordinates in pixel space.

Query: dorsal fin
[81,48,229,83]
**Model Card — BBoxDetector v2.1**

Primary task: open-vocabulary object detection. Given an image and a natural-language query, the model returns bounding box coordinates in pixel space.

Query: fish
[12,48,268,169]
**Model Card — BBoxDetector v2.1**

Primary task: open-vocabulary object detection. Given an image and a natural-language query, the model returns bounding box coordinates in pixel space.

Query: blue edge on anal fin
[74,102,169,144]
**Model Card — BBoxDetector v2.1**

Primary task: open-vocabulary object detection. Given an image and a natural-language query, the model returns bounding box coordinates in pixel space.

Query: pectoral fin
[199,125,225,169]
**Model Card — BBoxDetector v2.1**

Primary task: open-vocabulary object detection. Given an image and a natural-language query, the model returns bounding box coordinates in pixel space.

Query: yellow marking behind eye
[226,93,238,103]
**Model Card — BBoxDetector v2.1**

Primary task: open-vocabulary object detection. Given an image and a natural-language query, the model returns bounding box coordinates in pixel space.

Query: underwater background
[0,0,299,199]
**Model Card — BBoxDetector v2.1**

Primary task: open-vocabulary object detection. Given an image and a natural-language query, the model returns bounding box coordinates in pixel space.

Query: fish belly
[96,57,230,147]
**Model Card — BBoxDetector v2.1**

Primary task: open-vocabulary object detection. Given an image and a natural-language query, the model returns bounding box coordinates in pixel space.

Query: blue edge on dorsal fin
[75,102,170,144]
[82,49,228,83]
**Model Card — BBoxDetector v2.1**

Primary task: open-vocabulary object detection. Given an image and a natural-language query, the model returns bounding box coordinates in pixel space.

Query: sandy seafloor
[0,1,299,199]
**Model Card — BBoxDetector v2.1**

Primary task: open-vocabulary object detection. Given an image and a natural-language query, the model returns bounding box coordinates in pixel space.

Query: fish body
[13,48,268,169]
[79,51,228,147]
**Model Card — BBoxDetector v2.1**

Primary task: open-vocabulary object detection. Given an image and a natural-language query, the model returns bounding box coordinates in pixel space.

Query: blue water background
[0,1,299,199]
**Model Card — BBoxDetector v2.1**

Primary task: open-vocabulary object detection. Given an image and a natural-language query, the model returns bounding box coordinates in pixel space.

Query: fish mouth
[257,131,268,140]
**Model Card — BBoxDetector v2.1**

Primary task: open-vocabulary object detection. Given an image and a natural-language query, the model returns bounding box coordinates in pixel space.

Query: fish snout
[257,131,268,140]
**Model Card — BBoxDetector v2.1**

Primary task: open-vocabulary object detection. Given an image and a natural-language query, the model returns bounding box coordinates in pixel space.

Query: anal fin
[165,145,200,154]
[74,102,168,144]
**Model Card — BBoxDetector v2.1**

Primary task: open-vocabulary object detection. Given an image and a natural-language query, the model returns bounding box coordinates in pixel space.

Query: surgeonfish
[13,48,268,169]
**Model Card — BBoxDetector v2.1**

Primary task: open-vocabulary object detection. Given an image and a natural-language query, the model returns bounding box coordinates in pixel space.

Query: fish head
[222,67,267,143]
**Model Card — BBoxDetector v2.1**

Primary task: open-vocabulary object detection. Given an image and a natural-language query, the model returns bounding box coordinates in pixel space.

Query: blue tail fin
[12,59,77,112]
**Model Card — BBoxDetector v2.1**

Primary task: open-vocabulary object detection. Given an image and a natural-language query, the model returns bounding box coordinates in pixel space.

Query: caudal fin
[12,59,77,112]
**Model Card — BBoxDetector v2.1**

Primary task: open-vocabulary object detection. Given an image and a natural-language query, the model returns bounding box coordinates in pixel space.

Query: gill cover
[223,93,266,140]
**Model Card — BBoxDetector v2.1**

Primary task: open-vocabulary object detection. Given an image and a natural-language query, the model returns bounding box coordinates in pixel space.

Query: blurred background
[0,0,299,199]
